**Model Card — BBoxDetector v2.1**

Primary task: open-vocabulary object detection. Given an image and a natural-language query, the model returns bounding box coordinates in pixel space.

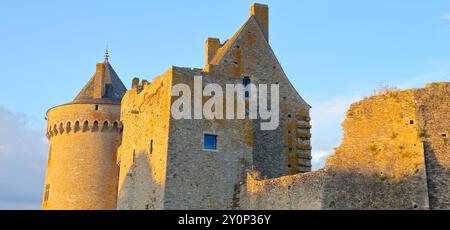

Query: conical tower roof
[73,52,127,105]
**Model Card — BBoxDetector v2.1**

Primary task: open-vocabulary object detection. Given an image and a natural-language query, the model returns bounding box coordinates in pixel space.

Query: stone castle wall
[240,170,326,210]
[117,3,312,209]
[42,2,447,210]
[241,83,448,210]
[163,67,253,210]
[43,103,121,210]
[207,15,312,178]
[323,89,430,210]
[414,83,450,209]
[116,69,173,210]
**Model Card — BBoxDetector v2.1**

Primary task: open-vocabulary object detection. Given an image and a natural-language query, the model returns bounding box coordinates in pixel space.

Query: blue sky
[0,0,449,209]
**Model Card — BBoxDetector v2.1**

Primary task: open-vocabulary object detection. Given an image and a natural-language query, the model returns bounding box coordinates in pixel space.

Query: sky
[0,0,449,209]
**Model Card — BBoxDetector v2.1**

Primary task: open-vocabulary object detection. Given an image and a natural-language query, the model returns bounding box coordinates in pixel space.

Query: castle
[42,3,449,210]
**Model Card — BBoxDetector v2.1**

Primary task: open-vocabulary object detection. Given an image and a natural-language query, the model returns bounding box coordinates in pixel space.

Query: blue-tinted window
[243,76,250,87]
[243,77,250,98]
[204,134,217,150]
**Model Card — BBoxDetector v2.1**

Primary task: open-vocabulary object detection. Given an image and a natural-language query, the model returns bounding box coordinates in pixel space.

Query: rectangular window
[243,76,250,98]
[204,134,217,150]
[150,140,153,155]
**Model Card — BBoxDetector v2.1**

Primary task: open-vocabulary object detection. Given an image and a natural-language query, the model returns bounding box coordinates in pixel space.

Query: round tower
[42,53,127,210]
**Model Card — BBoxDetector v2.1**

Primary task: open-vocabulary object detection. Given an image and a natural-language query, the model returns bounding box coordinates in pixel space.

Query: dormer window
[104,84,112,98]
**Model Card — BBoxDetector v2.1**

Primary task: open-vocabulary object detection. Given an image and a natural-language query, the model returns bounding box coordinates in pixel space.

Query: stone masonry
[241,83,449,210]
[116,3,311,210]
[42,3,448,210]
[43,57,126,210]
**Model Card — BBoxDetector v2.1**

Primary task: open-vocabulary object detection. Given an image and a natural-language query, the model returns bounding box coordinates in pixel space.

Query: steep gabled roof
[73,59,127,104]
[207,15,311,107]
[210,17,253,65]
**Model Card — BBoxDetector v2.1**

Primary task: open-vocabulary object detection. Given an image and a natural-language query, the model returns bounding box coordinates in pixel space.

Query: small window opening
[243,76,251,98]
[150,140,153,155]
[410,120,414,125]
[288,114,292,118]
[204,134,217,150]
[95,105,99,111]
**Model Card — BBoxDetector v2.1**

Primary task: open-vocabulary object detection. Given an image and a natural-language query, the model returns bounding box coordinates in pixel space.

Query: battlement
[131,77,151,94]
[46,119,122,139]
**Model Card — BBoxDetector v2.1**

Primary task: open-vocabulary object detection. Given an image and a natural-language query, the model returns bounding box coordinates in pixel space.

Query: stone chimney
[205,37,221,68]
[94,63,105,99]
[250,3,269,41]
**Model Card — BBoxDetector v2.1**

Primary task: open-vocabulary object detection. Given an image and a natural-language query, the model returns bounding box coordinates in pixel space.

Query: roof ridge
[210,17,254,65]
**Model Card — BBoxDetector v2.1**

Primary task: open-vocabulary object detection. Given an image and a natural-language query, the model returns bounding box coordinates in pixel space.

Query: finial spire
[104,44,109,62]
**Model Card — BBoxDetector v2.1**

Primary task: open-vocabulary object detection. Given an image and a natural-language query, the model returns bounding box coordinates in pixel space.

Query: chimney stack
[250,3,269,41]
[94,63,105,99]
[205,38,221,68]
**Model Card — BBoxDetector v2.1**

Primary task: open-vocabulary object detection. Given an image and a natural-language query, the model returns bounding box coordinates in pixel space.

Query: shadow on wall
[424,141,449,210]
[322,169,429,210]
[116,150,164,210]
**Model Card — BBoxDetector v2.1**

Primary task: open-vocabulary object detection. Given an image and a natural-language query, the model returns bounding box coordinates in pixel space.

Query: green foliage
[417,129,430,138]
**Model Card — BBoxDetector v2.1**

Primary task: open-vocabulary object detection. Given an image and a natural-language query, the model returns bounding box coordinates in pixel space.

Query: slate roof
[73,58,127,105]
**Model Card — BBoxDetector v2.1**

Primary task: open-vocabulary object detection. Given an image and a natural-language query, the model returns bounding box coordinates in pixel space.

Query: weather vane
[104,43,109,61]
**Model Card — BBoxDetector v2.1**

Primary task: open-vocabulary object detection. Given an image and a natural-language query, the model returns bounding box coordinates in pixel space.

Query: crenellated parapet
[46,119,123,139]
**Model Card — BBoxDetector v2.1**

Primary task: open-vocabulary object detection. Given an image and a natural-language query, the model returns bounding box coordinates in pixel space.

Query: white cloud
[311,150,332,167]
[0,105,48,210]
[441,14,450,20]
[398,63,450,89]
[309,93,363,170]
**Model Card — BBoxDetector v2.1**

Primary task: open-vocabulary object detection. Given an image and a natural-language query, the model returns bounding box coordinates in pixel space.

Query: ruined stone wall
[240,169,326,210]
[116,69,173,210]
[414,82,450,209]
[323,90,430,210]
[240,83,449,210]
[43,103,121,210]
